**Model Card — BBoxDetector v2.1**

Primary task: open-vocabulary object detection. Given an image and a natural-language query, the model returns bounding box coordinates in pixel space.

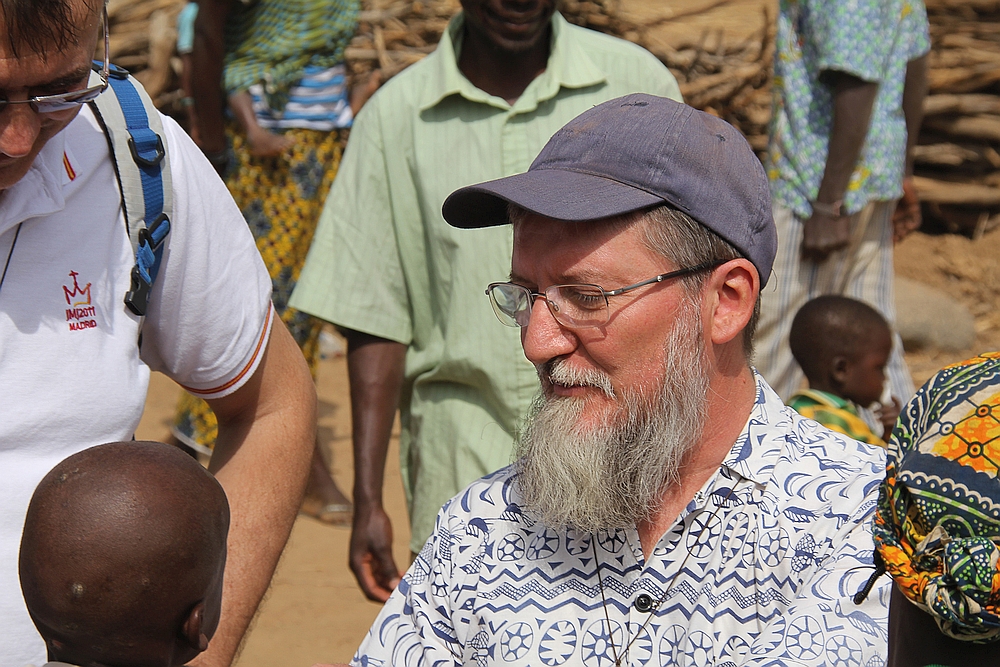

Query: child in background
[787,295,902,446]
[19,441,229,667]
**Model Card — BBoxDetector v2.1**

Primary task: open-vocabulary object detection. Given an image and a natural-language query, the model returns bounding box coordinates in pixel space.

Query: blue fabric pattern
[353,375,891,666]
[247,64,353,130]
[766,0,930,218]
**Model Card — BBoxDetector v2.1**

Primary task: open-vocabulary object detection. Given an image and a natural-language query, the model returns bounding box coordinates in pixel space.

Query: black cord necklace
[0,223,23,297]
[592,483,737,666]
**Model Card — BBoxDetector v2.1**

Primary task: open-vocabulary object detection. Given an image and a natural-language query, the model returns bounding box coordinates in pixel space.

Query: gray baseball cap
[442,93,777,286]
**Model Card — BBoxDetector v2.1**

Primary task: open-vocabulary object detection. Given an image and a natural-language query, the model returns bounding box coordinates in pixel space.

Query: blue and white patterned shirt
[354,376,892,666]
[766,0,930,218]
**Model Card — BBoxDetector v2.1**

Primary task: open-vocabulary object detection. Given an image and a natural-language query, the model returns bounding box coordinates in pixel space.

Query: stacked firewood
[107,0,774,142]
[108,0,1000,237]
[105,0,187,105]
[913,0,1000,236]
[346,0,775,149]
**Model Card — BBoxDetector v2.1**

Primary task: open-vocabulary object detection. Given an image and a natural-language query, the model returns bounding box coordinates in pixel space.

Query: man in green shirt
[290,0,680,601]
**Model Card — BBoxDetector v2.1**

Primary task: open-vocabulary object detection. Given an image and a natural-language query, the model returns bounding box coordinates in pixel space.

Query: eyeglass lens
[488,283,611,329]
[0,8,108,115]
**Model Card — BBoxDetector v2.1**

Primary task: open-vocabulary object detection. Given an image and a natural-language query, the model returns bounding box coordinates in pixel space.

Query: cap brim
[442,168,665,229]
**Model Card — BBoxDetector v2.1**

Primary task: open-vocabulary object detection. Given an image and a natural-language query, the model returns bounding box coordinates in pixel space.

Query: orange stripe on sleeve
[182,306,273,397]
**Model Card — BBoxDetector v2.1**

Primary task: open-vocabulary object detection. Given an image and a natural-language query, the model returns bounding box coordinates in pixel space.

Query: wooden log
[924,94,1000,116]
[679,63,760,100]
[913,176,1000,206]
[924,114,1000,142]
[929,63,1000,94]
[913,143,987,167]
[924,0,1000,11]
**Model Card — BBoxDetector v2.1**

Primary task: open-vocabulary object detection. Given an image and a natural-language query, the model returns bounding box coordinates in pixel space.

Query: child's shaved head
[19,441,229,667]
[790,295,891,385]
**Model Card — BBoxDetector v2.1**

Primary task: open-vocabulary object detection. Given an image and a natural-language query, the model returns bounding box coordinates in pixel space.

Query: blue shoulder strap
[88,63,172,317]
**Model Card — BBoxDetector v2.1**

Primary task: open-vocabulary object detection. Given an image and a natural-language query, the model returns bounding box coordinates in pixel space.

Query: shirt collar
[721,371,796,487]
[418,11,608,113]
[790,388,856,412]
[0,127,67,238]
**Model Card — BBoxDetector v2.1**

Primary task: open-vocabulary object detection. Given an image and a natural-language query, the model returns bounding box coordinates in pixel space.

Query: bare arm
[802,72,879,261]
[191,0,232,160]
[192,319,316,667]
[894,53,929,242]
[345,328,407,602]
[227,90,294,157]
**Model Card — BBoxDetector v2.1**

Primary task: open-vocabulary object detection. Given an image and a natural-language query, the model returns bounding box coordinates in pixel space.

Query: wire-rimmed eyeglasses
[0,7,109,116]
[486,259,725,329]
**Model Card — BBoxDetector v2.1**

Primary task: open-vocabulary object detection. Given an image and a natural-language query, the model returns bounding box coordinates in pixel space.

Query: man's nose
[0,105,42,158]
[521,296,577,365]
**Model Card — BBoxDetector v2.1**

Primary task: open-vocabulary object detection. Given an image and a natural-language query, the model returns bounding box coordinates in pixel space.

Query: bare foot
[300,444,352,526]
[247,126,294,157]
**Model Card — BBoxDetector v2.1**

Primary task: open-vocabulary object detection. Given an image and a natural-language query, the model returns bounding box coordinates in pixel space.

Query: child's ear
[181,601,210,652]
[830,355,849,384]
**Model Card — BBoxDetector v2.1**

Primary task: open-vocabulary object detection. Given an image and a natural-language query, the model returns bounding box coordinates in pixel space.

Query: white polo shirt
[0,106,272,665]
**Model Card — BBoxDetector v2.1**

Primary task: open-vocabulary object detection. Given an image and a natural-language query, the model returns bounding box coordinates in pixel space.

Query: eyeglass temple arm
[603,259,726,297]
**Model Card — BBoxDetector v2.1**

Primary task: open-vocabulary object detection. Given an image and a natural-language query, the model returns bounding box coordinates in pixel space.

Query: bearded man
[350,94,891,666]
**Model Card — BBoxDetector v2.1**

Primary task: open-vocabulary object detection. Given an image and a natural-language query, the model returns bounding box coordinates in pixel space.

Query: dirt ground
[133,0,996,663]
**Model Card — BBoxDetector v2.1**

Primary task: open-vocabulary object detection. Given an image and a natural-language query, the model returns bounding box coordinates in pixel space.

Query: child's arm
[228,90,294,157]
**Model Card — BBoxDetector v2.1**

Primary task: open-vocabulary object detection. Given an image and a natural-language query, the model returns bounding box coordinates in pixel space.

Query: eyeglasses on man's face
[0,7,109,117]
[486,259,725,329]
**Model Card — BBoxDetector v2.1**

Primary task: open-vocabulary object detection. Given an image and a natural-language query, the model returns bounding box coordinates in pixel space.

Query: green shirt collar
[791,388,859,414]
[418,11,608,113]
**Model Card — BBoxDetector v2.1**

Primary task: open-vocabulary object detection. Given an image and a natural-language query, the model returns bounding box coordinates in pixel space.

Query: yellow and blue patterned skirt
[171,126,347,453]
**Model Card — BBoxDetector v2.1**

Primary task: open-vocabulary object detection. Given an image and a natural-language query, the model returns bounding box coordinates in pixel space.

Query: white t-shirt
[0,106,272,666]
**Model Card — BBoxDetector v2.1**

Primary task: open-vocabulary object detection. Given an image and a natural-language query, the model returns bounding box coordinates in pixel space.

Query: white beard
[513,301,709,533]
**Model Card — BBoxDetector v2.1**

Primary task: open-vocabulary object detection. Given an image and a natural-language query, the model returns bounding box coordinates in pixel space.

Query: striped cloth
[873,352,1000,642]
[248,64,353,130]
[223,0,359,110]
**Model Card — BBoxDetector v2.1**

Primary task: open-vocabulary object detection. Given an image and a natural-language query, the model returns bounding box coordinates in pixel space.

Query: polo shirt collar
[418,11,607,113]
[0,128,67,237]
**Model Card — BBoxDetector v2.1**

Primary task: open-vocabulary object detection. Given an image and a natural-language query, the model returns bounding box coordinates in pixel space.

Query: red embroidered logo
[64,271,96,331]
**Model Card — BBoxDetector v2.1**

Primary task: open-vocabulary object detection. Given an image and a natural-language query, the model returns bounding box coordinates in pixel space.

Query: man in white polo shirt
[0,2,314,665]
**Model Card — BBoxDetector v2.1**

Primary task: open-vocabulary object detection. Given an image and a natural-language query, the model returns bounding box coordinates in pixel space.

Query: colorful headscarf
[873,352,1000,642]
[223,0,359,110]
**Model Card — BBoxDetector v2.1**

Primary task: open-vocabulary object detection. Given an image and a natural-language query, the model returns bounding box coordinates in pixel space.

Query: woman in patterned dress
[176,0,378,523]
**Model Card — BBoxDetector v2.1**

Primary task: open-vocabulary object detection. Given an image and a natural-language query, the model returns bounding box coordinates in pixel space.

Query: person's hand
[246,126,295,157]
[801,210,851,262]
[876,396,902,439]
[349,503,401,602]
[892,176,921,243]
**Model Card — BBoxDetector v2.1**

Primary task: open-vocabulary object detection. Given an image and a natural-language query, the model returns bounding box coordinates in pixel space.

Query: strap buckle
[128,133,165,167]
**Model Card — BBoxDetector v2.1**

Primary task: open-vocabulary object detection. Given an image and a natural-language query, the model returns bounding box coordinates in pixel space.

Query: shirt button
[634,593,653,613]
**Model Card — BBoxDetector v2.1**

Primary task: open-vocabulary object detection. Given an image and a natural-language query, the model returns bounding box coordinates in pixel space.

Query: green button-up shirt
[291,12,680,551]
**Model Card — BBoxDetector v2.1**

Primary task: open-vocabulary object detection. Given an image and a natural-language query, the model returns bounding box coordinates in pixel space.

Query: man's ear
[706,259,758,346]
[181,602,209,653]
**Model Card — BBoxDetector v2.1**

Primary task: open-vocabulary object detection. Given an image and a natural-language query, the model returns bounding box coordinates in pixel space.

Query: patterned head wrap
[873,352,1000,642]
